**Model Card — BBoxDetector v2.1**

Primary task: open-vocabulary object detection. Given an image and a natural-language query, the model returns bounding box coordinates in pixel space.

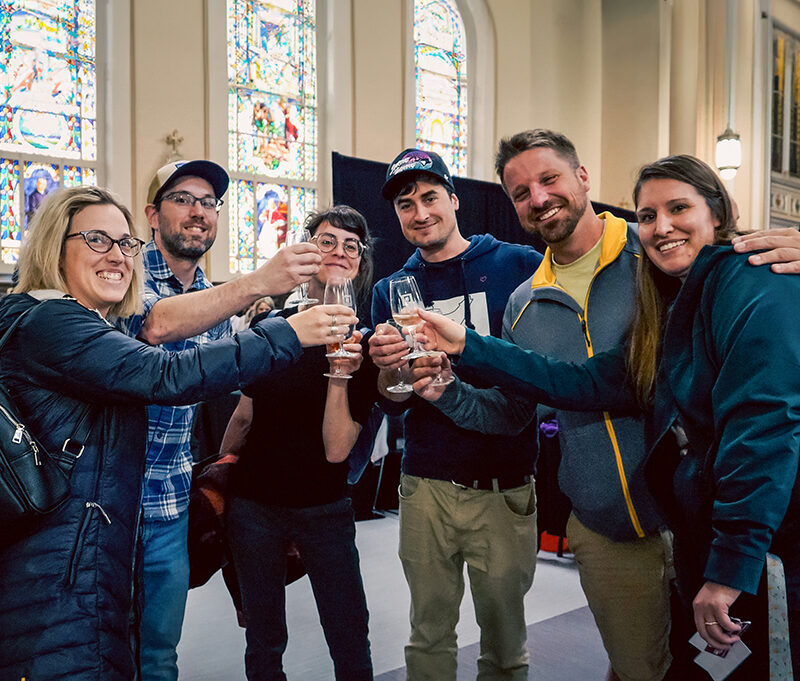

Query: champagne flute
[384,320,413,394]
[389,276,429,361]
[424,306,455,387]
[286,227,318,305]
[323,277,357,379]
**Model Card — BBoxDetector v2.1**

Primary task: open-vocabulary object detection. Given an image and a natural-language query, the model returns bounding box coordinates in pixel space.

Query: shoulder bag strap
[1,302,96,466]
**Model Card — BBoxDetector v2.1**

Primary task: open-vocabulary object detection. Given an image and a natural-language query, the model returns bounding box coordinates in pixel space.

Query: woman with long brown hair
[414,155,800,678]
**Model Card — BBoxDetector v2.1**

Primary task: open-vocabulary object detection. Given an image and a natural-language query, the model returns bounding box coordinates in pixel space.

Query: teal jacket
[435,214,662,541]
[455,246,800,599]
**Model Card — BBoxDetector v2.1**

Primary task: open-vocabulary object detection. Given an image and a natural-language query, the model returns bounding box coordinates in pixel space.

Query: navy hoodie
[372,233,543,481]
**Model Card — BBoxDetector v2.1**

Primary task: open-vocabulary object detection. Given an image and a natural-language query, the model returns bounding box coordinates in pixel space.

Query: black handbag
[0,305,93,529]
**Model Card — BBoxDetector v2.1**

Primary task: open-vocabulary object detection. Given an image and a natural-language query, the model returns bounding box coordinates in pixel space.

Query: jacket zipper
[1,403,40,465]
[65,500,112,586]
[581,292,646,539]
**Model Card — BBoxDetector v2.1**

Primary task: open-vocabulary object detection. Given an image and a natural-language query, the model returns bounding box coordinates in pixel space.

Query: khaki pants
[398,474,538,681]
[567,513,672,681]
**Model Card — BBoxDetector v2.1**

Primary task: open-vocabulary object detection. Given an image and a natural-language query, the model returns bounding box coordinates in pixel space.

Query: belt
[450,474,532,492]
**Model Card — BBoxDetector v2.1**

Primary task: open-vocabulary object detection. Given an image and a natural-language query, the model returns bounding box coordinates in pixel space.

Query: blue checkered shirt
[117,241,231,520]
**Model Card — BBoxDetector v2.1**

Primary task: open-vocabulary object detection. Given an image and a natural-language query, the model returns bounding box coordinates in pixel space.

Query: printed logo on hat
[389,151,433,178]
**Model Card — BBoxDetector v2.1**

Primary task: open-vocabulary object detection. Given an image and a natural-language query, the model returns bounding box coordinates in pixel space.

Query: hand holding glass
[389,276,431,360]
[384,320,414,394]
[323,277,357,379]
[286,228,318,305]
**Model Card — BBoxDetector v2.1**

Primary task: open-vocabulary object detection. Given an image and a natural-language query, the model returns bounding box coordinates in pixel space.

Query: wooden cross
[165,129,183,157]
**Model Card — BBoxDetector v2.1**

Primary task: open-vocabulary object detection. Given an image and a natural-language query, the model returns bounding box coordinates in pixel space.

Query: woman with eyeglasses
[220,205,377,681]
[0,186,355,681]
[412,156,800,678]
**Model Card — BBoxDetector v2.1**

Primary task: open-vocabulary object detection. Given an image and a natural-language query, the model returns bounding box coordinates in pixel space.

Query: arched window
[227,0,318,274]
[0,0,97,266]
[414,0,468,176]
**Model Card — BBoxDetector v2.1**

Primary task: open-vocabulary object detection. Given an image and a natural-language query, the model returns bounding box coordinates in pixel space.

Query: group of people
[0,127,798,681]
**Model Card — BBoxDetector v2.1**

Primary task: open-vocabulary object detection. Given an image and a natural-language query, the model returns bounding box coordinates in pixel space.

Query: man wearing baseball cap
[369,148,543,680]
[118,159,322,681]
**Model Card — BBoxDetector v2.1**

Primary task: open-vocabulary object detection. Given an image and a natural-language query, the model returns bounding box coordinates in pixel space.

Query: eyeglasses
[65,230,145,257]
[161,190,223,212]
[312,233,366,258]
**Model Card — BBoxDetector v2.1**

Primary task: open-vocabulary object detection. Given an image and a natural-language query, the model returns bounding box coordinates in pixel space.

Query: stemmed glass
[323,276,357,379]
[286,227,318,306]
[384,320,413,394]
[389,276,429,361]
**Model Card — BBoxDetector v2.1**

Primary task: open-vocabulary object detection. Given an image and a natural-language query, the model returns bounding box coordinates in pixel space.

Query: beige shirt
[551,226,606,309]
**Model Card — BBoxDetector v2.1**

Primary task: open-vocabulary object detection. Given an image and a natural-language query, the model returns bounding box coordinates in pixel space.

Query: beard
[528,193,588,245]
[158,213,215,260]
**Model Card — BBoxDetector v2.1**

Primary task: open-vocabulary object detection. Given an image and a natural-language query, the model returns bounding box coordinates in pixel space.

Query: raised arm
[138,243,322,344]
[15,300,352,406]
[416,308,635,411]
[410,354,537,435]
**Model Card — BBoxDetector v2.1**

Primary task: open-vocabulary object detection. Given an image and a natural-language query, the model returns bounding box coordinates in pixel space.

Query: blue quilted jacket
[0,293,301,681]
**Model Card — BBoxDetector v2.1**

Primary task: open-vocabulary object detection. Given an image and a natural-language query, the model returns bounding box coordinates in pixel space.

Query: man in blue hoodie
[369,148,543,681]
[412,130,672,681]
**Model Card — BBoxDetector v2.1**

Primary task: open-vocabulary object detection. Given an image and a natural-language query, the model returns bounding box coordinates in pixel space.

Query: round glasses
[65,230,145,257]
[161,190,223,213]
[312,232,366,258]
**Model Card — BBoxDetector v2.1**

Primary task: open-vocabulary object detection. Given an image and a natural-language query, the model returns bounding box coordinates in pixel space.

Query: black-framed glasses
[161,190,223,212]
[312,232,366,258]
[65,230,145,257]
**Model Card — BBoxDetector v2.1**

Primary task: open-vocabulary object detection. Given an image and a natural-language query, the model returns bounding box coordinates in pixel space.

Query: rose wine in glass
[323,277,357,379]
[389,276,430,360]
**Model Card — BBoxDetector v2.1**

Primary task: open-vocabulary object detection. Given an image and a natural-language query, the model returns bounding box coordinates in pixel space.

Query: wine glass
[384,320,413,394]
[323,277,357,379]
[389,276,429,361]
[286,227,318,305]
[424,306,455,387]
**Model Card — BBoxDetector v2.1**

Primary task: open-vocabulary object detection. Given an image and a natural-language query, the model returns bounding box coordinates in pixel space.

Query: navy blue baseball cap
[381,148,455,200]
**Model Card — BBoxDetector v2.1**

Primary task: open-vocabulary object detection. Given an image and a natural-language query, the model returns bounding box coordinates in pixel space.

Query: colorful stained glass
[63,164,96,187]
[227,0,318,275]
[227,0,317,181]
[23,160,58,229]
[414,0,468,176]
[0,1,97,160]
[0,157,20,264]
[289,185,315,232]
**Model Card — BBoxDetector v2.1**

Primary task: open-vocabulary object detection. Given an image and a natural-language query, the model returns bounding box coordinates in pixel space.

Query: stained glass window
[0,0,97,265]
[227,0,318,273]
[414,0,468,176]
[771,28,800,178]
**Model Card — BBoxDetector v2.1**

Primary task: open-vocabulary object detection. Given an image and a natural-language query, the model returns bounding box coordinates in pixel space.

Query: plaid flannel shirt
[117,241,231,520]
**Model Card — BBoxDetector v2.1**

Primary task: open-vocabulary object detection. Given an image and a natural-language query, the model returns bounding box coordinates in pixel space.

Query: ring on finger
[331,315,337,327]
[704,621,719,626]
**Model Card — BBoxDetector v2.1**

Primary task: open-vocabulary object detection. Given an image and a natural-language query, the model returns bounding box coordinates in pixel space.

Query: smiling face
[393,178,461,257]
[312,222,363,286]
[503,147,591,244]
[635,178,718,279]
[149,176,218,260]
[61,204,134,317]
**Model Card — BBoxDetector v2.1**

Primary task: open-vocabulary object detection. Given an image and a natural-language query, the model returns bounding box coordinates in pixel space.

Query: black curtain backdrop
[331,151,637,327]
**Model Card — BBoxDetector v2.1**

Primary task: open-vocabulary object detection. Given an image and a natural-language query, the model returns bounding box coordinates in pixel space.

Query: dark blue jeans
[227,496,373,681]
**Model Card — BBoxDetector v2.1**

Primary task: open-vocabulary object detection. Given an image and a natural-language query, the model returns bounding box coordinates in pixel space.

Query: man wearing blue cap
[119,159,322,681]
[369,148,543,681]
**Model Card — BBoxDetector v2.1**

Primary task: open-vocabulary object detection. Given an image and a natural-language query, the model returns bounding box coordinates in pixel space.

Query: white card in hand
[689,632,751,681]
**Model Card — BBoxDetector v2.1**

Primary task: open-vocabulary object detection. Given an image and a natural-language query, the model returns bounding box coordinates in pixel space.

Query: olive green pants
[398,474,538,681]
